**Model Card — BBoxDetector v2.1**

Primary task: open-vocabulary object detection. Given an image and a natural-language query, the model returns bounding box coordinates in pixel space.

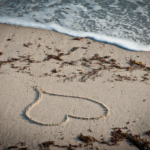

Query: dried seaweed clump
[51,68,58,73]
[7,145,28,150]
[128,58,146,69]
[110,128,128,145]
[115,74,138,82]
[23,42,32,47]
[66,47,79,55]
[39,141,55,150]
[110,128,150,150]
[78,133,98,144]
[145,131,150,136]
[43,54,63,61]
[0,52,3,56]
[72,37,84,40]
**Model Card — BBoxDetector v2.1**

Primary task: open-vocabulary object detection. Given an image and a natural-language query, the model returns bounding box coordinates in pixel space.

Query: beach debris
[95,146,99,150]
[7,39,11,41]
[110,128,128,145]
[81,47,87,49]
[80,68,101,82]
[37,44,41,48]
[115,75,137,82]
[68,144,74,150]
[18,148,28,150]
[7,145,18,149]
[66,47,79,55]
[39,141,55,150]
[0,57,21,68]
[46,46,52,49]
[141,75,149,81]
[60,61,77,68]
[110,58,116,63]
[89,128,92,132]
[23,42,32,47]
[1,39,150,83]
[128,58,146,69]
[63,74,77,82]
[55,49,61,52]
[72,37,84,40]
[0,52,3,56]
[51,68,58,73]
[7,144,28,150]
[43,54,63,61]
[78,133,98,149]
[82,57,89,62]
[11,64,20,69]
[107,128,150,149]
[5,128,150,150]
[145,131,150,136]
[78,133,98,144]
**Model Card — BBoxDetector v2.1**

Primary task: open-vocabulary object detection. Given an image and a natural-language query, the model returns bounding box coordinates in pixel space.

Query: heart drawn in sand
[25,86,110,126]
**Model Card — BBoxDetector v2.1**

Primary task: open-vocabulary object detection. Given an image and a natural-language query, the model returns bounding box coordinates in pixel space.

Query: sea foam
[0,0,150,51]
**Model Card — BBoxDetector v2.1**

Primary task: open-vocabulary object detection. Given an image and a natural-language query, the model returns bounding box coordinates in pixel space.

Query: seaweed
[7,146,18,149]
[43,54,63,61]
[1,47,150,84]
[78,128,150,149]
[110,59,116,63]
[4,128,150,150]
[56,49,61,52]
[80,68,101,82]
[145,131,150,136]
[141,76,149,81]
[39,141,55,150]
[64,74,77,82]
[110,128,150,149]
[37,44,41,48]
[66,47,79,55]
[128,58,146,69]
[46,46,52,49]
[52,69,58,73]
[78,133,98,144]
[115,75,137,82]
[87,42,91,44]
[23,42,32,47]
[72,37,84,40]
[81,47,87,49]
[18,148,28,150]
[110,128,128,145]
[68,144,74,150]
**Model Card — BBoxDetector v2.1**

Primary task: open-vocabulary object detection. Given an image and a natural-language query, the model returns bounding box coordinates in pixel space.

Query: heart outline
[25,86,110,126]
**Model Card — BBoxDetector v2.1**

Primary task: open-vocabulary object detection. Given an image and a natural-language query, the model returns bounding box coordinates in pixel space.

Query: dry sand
[0,23,150,150]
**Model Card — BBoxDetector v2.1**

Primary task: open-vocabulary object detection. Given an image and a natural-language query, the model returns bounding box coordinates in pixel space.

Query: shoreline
[0,21,150,51]
[0,23,150,150]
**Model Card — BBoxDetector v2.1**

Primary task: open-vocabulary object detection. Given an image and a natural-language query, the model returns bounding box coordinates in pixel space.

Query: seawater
[0,0,150,51]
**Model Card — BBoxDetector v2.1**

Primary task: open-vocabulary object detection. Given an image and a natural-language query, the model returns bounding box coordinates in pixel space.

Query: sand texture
[0,23,150,150]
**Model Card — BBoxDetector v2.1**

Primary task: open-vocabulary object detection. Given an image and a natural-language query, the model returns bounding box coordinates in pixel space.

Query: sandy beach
[0,23,150,150]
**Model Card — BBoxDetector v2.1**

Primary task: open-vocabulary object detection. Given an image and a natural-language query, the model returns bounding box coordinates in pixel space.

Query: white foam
[0,16,150,51]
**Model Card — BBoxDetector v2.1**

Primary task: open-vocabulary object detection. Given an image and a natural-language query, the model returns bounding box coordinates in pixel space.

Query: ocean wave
[0,0,150,51]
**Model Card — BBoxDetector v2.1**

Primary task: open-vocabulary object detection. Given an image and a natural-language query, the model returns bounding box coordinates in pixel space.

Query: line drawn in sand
[25,86,110,126]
